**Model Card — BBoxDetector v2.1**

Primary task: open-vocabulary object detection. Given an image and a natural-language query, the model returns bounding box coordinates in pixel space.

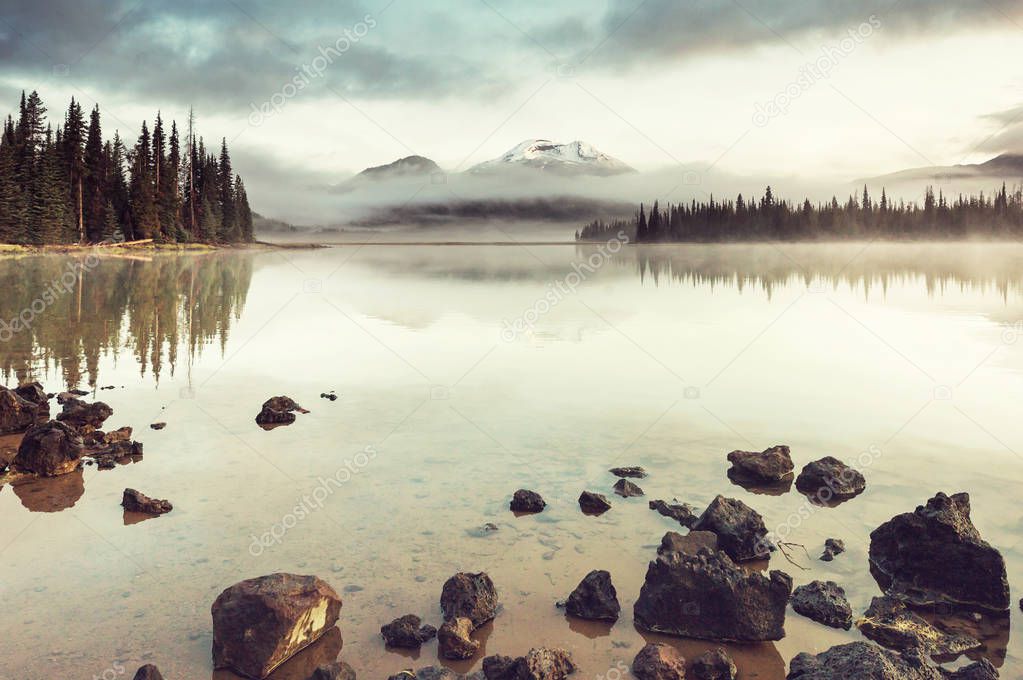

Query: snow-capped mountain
[469,139,635,176]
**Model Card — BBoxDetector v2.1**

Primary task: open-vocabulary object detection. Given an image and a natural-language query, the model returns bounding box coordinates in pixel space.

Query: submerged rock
[212,573,342,679]
[609,466,647,478]
[14,420,84,476]
[631,642,685,680]
[482,648,576,680]
[689,648,737,680]
[122,488,173,515]
[578,491,612,515]
[613,478,644,497]
[0,384,47,434]
[868,492,1009,612]
[255,396,307,428]
[649,500,699,528]
[634,547,791,641]
[132,665,164,680]
[150,422,167,430]
[56,397,113,430]
[692,495,770,562]
[856,595,981,657]
[820,538,845,562]
[380,614,437,648]
[726,445,794,482]
[392,667,483,680]
[438,616,479,660]
[510,489,546,513]
[564,570,620,621]
[790,581,853,630]
[795,457,865,502]
[440,572,499,628]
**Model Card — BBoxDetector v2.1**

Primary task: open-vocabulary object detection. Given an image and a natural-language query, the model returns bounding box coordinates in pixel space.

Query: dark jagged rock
[613,478,644,497]
[689,648,737,680]
[868,492,1009,612]
[440,572,499,628]
[795,457,865,501]
[631,642,686,680]
[482,648,576,680]
[212,573,342,679]
[943,659,999,680]
[14,382,48,408]
[609,466,647,478]
[122,488,173,515]
[856,595,981,657]
[56,397,113,430]
[14,420,84,476]
[310,661,357,680]
[564,570,620,621]
[726,445,793,482]
[150,422,167,430]
[255,395,307,428]
[380,614,437,648]
[790,580,853,630]
[103,426,133,444]
[438,616,479,659]
[132,665,164,680]
[657,531,718,557]
[649,500,699,528]
[787,641,948,679]
[820,538,845,562]
[692,495,770,562]
[392,667,484,680]
[510,489,546,513]
[578,491,611,515]
[634,547,791,641]
[0,385,46,434]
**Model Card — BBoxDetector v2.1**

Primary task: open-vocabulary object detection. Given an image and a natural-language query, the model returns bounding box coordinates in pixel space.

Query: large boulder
[380,614,437,648]
[482,648,576,680]
[631,643,685,680]
[790,581,852,630]
[856,595,981,657]
[564,570,620,621]
[13,420,84,476]
[56,397,113,430]
[795,457,865,502]
[633,547,791,641]
[440,572,499,628]
[786,641,998,679]
[0,385,46,434]
[132,665,164,680]
[692,495,770,562]
[868,492,1009,612]
[211,573,342,679]
[726,445,793,482]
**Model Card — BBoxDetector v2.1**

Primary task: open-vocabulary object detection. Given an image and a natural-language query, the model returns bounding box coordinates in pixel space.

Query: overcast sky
[2,0,1021,196]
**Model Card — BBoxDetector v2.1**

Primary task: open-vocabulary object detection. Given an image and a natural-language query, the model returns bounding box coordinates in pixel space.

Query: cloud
[977,105,1023,155]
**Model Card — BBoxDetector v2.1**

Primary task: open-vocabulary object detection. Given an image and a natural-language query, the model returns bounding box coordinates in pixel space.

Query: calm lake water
[1,242,1022,679]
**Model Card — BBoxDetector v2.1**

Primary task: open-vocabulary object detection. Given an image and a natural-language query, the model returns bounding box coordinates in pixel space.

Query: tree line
[0,90,253,245]
[577,185,1023,242]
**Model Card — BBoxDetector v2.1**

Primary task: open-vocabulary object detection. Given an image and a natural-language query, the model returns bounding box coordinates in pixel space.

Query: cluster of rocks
[255,395,309,429]
[726,445,866,503]
[632,643,736,680]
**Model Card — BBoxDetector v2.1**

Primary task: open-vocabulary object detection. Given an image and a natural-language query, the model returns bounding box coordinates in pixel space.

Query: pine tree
[62,98,86,241]
[129,121,158,239]
[218,137,236,241]
[83,105,106,242]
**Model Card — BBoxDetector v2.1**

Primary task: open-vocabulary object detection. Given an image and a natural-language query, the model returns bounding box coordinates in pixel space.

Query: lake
[1,241,1021,679]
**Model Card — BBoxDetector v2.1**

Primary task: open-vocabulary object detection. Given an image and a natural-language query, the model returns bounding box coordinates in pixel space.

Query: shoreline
[0,241,328,256]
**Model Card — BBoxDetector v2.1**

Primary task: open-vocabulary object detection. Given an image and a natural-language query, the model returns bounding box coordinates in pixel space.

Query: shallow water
[1,242,1022,679]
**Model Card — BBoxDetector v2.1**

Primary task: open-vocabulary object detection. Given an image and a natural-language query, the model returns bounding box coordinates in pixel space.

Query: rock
[122,488,173,515]
[564,570,620,621]
[943,659,999,680]
[820,538,845,562]
[578,491,612,515]
[440,572,499,628]
[609,466,647,478]
[692,495,770,562]
[689,648,737,680]
[438,616,479,659]
[658,531,718,557]
[726,445,793,482]
[790,581,853,630]
[320,392,339,401]
[613,478,644,497]
[212,573,343,679]
[13,420,84,476]
[104,426,133,444]
[856,595,981,657]
[392,667,483,680]
[150,422,167,430]
[255,395,307,428]
[309,661,357,680]
[0,385,46,434]
[56,397,113,430]
[380,614,437,648]
[510,489,546,513]
[631,643,686,680]
[649,500,699,528]
[14,381,49,408]
[132,665,164,680]
[634,547,791,641]
[786,641,942,679]
[795,457,865,502]
[482,648,576,680]
[868,492,1009,612]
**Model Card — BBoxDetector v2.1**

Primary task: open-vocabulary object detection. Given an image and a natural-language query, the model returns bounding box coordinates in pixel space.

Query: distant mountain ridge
[863,153,1023,184]
[468,139,635,176]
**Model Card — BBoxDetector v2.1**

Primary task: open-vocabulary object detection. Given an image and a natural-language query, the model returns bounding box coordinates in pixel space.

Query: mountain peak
[357,155,441,180]
[469,139,634,176]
